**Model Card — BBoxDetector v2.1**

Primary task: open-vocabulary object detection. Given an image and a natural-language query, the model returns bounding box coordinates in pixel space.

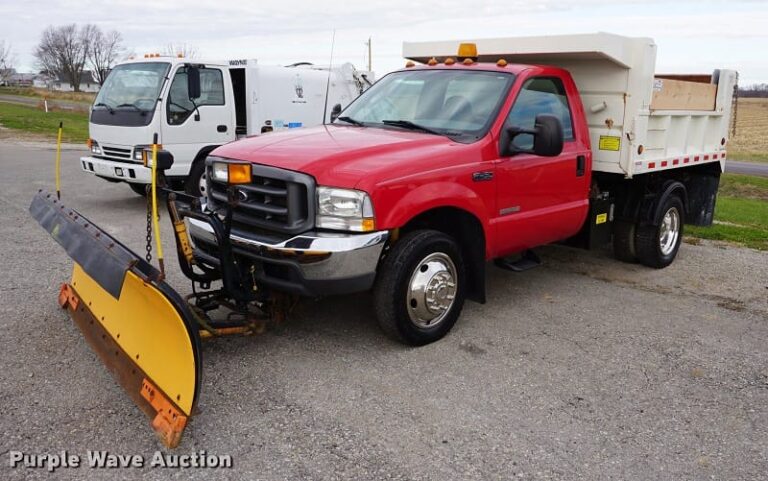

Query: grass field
[0,102,88,143]
[687,173,768,250]
[0,86,96,104]
[727,97,768,162]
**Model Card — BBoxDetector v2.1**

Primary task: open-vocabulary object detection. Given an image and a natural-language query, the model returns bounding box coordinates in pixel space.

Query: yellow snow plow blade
[30,190,202,448]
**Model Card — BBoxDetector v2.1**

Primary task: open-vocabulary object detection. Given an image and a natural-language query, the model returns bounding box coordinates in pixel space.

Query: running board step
[494,250,542,272]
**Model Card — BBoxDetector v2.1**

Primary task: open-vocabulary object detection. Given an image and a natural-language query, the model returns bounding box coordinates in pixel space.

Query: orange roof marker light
[497,58,508,67]
[444,57,456,65]
[427,57,438,66]
[463,58,474,65]
[457,42,478,58]
[405,60,416,68]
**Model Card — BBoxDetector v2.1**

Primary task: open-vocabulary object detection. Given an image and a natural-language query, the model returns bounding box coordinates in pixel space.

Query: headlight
[316,186,375,232]
[89,140,101,155]
[133,145,149,161]
[212,162,229,182]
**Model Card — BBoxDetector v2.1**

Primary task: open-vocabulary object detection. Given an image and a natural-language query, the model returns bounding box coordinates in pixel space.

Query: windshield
[95,62,169,110]
[91,62,170,127]
[337,69,515,142]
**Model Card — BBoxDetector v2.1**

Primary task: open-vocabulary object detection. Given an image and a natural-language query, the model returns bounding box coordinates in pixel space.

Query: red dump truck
[188,33,736,344]
[32,33,736,446]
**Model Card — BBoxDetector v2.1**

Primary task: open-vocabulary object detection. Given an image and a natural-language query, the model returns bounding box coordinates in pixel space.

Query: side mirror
[330,103,342,122]
[187,66,201,100]
[503,114,564,157]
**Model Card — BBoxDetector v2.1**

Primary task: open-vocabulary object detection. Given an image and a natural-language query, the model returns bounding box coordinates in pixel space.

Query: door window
[167,67,225,125]
[506,77,573,150]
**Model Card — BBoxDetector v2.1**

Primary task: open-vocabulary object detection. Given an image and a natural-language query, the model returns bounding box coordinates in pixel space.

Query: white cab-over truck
[81,57,372,196]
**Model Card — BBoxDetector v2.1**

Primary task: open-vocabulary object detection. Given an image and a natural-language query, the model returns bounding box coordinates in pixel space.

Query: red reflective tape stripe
[648,162,656,169]
[673,159,679,165]
[684,157,690,163]
[694,156,700,162]
[661,160,668,167]
[704,154,710,160]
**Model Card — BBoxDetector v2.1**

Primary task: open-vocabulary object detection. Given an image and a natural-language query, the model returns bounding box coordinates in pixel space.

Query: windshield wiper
[335,116,365,127]
[94,102,114,114]
[381,119,450,137]
[116,103,147,115]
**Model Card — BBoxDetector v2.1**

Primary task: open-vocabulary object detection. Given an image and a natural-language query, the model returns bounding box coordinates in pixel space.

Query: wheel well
[193,145,220,165]
[400,207,486,304]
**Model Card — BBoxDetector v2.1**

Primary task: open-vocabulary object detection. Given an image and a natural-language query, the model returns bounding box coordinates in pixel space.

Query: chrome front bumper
[187,217,389,296]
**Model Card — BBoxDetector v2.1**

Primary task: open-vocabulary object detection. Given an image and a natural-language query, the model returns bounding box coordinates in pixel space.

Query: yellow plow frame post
[30,190,202,448]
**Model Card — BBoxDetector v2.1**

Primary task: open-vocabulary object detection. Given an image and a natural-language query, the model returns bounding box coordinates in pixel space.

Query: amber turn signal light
[228,164,252,184]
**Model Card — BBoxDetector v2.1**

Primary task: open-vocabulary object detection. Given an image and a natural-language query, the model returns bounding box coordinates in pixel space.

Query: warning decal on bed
[598,136,621,151]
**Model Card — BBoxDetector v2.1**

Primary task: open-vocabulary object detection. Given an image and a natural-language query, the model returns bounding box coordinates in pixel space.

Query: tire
[635,195,684,268]
[373,230,466,346]
[185,159,208,198]
[613,220,637,263]
[128,182,148,196]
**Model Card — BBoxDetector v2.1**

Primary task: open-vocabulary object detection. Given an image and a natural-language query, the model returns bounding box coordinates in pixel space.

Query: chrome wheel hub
[198,171,208,196]
[407,252,457,328]
[659,207,680,256]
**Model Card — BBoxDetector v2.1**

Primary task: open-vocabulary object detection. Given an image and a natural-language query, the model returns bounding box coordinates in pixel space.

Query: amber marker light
[457,42,478,58]
[361,218,376,232]
[444,57,456,65]
[228,164,252,184]
[497,59,508,67]
[405,61,416,68]
[427,57,438,66]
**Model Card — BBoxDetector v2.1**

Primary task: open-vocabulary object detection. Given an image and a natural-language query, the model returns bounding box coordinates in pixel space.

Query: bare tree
[0,40,15,84]
[163,42,198,59]
[34,24,91,92]
[87,28,124,85]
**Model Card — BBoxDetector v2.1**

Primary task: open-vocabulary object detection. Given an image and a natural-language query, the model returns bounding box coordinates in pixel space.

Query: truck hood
[212,125,466,189]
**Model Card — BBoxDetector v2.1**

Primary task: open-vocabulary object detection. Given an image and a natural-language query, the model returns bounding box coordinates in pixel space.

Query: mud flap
[30,191,202,448]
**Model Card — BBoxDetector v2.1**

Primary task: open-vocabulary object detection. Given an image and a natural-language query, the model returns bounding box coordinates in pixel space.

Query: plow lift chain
[145,185,153,263]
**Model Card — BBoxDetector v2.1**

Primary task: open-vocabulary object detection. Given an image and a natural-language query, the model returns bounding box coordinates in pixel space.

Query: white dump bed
[403,33,736,178]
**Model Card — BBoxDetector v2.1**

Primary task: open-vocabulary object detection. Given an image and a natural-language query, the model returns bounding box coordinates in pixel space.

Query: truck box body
[403,33,736,178]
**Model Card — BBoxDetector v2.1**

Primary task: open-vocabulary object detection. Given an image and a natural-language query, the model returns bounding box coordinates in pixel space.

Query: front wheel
[635,195,684,268]
[185,160,208,198]
[373,230,466,345]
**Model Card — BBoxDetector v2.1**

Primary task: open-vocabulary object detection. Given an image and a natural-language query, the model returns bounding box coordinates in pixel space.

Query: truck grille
[97,145,139,163]
[206,161,315,235]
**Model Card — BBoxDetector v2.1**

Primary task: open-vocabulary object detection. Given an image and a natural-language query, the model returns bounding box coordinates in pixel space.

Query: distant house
[9,72,35,87]
[51,70,100,93]
[32,73,52,89]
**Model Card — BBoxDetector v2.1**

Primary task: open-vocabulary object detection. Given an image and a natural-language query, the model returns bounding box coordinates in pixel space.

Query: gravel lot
[1,142,767,480]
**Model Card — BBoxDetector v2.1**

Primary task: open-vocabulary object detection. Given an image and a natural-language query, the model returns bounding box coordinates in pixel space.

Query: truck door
[162,65,236,173]
[493,75,591,256]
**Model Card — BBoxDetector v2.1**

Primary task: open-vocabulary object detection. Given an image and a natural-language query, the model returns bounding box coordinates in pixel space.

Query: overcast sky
[2,0,766,85]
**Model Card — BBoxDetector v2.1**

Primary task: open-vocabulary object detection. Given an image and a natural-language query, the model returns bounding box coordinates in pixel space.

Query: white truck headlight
[90,140,101,155]
[316,187,375,232]
[133,145,149,161]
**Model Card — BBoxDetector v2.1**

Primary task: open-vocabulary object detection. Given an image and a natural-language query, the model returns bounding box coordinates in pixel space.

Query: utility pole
[366,37,372,72]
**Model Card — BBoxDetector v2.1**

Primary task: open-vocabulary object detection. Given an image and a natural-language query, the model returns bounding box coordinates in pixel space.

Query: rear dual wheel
[374,230,466,346]
[613,194,684,268]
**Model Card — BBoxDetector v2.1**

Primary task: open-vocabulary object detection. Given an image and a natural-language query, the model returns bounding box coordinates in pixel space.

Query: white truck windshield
[94,62,170,112]
[337,69,515,142]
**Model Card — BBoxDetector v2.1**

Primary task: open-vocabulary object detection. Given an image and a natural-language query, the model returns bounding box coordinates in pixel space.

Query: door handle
[217,125,228,133]
[576,155,586,177]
